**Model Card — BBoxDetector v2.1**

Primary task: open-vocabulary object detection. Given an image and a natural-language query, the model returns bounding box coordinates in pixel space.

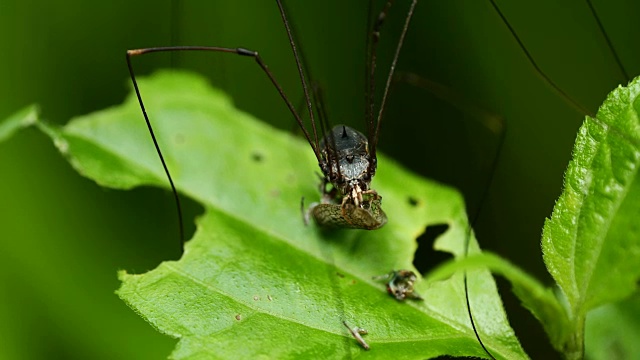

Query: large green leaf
[38,71,526,359]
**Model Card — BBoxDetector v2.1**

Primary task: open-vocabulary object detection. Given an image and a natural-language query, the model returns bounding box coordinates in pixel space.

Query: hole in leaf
[407,196,419,207]
[251,151,264,162]
[121,187,203,272]
[413,224,452,275]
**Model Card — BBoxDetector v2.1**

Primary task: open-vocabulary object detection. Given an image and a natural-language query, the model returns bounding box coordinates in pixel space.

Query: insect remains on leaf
[343,320,370,351]
[374,269,423,301]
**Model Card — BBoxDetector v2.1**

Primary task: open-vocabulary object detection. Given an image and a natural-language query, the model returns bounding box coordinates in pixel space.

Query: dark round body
[319,125,375,198]
[311,125,385,230]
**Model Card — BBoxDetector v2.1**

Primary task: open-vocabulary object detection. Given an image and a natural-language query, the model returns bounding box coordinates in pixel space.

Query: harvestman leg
[489,0,637,149]
[395,70,506,359]
[126,45,319,253]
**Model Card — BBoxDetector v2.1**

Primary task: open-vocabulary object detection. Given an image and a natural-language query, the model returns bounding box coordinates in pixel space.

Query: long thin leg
[366,0,395,144]
[276,0,320,152]
[395,72,504,135]
[310,83,344,185]
[488,0,592,118]
[396,70,503,360]
[369,0,418,172]
[126,45,322,253]
[364,0,375,141]
[585,0,630,82]
[128,46,320,160]
[489,1,640,148]
[126,52,185,254]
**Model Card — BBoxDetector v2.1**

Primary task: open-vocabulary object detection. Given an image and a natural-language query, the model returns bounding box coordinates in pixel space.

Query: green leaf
[542,77,640,355]
[0,105,38,143]
[40,71,527,359]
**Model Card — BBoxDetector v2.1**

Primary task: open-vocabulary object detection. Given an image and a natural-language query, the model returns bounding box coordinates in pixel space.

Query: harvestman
[126,0,417,245]
[122,0,513,356]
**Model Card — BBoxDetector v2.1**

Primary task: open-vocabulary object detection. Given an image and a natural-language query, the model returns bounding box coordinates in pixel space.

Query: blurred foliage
[1,0,639,359]
[585,294,640,359]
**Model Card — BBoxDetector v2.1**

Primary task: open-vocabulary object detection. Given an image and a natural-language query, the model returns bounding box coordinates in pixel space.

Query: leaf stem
[563,315,585,360]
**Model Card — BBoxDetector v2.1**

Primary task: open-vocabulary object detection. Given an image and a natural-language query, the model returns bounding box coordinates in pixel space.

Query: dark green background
[1,1,638,359]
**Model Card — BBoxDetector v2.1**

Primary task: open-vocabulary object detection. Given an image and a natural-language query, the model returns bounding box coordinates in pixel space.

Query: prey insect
[373,269,423,301]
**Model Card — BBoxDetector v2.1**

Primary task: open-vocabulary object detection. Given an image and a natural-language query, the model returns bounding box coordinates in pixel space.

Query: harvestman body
[299,0,420,231]
[308,125,387,230]
[127,1,417,237]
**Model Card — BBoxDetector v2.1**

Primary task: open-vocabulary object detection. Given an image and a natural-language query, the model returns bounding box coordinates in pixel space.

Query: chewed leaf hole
[407,196,419,207]
[413,224,451,275]
[251,151,264,162]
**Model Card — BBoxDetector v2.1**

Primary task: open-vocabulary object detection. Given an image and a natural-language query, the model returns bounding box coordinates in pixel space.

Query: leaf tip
[117,269,132,282]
